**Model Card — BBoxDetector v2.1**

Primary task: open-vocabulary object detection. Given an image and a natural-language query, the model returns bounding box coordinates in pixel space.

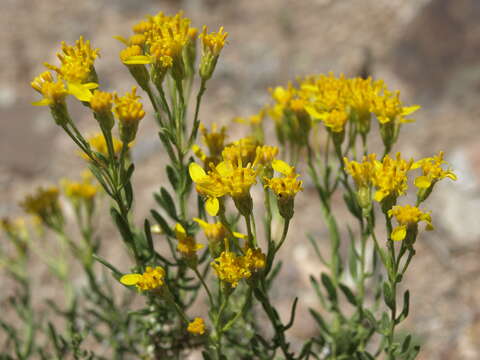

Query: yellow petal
[193,217,208,229]
[189,163,207,182]
[232,232,247,239]
[123,55,151,65]
[175,223,186,238]
[67,82,95,102]
[216,161,233,177]
[272,159,293,175]
[402,105,421,116]
[32,98,51,106]
[120,273,142,286]
[391,226,407,241]
[113,35,129,45]
[446,172,457,181]
[206,197,219,216]
[304,105,329,120]
[414,176,431,189]
[374,190,386,202]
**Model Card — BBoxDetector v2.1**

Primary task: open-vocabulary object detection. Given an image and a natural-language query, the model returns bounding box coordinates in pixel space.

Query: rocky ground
[1,0,480,358]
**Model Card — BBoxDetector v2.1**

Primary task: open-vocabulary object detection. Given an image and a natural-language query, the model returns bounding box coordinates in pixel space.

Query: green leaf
[150,209,173,237]
[308,233,329,266]
[309,309,330,334]
[321,273,337,303]
[339,283,357,306]
[379,312,391,335]
[398,290,410,323]
[124,181,134,210]
[166,165,179,190]
[383,281,395,311]
[401,334,412,353]
[310,275,326,306]
[161,187,177,219]
[144,219,154,253]
[92,254,122,278]
[110,207,132,244]
[88,165,113,196]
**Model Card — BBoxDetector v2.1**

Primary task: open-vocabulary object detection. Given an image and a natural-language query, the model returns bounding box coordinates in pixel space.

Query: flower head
[31,71,68,107]
[175,223,203,257]
[193,218,227,243]
[412,151,457,189]
[188,317,206,335]
[113,87,145,143]
[81,133,123,161]
[388,204,433,241]
[372,153,413,203]
[120,266,165,291]
[20,187,63,228]
[44,36,99,102]
[211,251,251,288]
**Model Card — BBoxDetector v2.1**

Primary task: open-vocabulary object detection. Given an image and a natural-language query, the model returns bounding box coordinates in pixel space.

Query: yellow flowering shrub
[1,9,458,360]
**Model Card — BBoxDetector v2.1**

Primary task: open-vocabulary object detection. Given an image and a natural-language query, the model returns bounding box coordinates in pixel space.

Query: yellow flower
[175,223,203,256]
[90,90,113,114]
[200,26,228,57]
[113,87,145,143]
[211,251,251,288]
[200,123,228,162]
[412,151,457,189]
[242,248,266,272]
[189,162,227,216]
[31,71,68,107]
[61,178,98,201]
[388,204,433,241]
[81,133,123,161]
[44,36,99,102]
[187,317,206,335]
[119,45,149,65]
[193,218,227,243]
[221,137,259,166]
[253,145,279,167]
[322,108,349,133]
[372,153,413,203]
[264,172,303,200]
[120,266,165,291]
[344,154,378,189]
[370,90,420,125]
[20,187,62,228]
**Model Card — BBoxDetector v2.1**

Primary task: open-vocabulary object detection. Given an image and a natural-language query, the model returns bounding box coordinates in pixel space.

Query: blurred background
[1,0,479,358]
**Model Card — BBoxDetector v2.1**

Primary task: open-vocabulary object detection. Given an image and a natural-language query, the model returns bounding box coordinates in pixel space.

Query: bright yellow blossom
[211,251,251,288]
[200,26,228,57]
[120,266,165,291]
[221,137,259,166]
[370,90,420,125]
[253,145,279,167]
[175,223,203,257]
[372,153,413,203]
[61,178,98,201]
[388,205,433,241]
[189,162,227,216]
[412,151,457,189]
[322,108,349,133]
[344,154,378,189]
[113,87,145,143]
[193,218,227,243]
[31,71,68,107]
[187,317,206,335]
[242,248,266,271]
[44,36,99,102]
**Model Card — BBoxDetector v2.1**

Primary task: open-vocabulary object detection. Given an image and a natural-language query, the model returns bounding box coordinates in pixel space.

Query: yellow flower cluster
[345,152,456,208]
[190,138,295,216]
[211,248,266,288]
[61,175,98,202]
[194,218,227,243]
[118,11,227,82]
[263,73,419,149]
[388,205,433,241]
[120,266,165,291]
[192,123,228,167]
[412,151,457,189]
[33,36,100,103]
[31,71,68,107]
[187,317,206,335]
[20,187,62,226]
